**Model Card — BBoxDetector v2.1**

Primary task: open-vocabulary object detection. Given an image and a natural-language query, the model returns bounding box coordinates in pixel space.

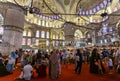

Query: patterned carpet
[0,64,120,81]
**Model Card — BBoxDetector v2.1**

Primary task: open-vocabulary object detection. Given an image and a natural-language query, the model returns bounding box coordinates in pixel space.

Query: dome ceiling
[76,0,104,11]
[7,0,120,28]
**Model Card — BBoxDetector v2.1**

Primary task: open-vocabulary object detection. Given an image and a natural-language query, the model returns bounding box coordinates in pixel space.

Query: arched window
[96,5,100,11]
[28,31,31,37]
[22,38,26,45]
[98,30,102,36]
[103,0,107,5]
[36,39,39,45]
[56,35,59,39]
[53,34,55,39]
[46,40,49,46]
[89,10,93,14]
[23,31,27,36]
[87,33,91,38]
[41,31,45,38]
[46,32,49,38]
[86,11,88,15]
[0,14,4,35]
[42,20,45,26]
[114,7,118,12]
[93,7,96,13]
[46,21,48,27]
[38,20,41,25]
[102,23,108,34]
[36,30,39,37]
[100,3,104,8]
[27,38,31,45]
[0,26,3,35]
[83,11,85,15]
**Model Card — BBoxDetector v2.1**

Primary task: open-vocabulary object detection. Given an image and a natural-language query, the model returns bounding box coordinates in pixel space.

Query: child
[107,56,113,74]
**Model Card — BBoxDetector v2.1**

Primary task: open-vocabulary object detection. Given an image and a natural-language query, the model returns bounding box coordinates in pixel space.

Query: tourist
[49,49,59,80]
[75,49,83,74]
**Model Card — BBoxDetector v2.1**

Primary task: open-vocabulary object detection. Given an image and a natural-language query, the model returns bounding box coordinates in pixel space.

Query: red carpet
[0,64,120,81]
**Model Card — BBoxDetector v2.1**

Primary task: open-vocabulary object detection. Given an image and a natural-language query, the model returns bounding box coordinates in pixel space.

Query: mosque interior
[0,0,120,55]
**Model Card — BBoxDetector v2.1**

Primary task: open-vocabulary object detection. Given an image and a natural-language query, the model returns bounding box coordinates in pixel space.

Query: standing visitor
[75,49,83,74]
[49,49,59,80]
[0,53,10,76]
[6,51,17,73]
[90,48,105,74]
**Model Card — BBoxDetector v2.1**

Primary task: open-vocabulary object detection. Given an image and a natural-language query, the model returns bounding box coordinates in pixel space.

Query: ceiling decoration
[64,0,70,5]
[2,0,120,29]
[77,0,104,12]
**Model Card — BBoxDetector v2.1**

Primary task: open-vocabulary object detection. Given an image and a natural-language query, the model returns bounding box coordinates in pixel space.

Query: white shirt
[108,59,113,67]
[116,50,120,56]
[8,56,15,64]
[23,64,33,78]
[61,52,67,59]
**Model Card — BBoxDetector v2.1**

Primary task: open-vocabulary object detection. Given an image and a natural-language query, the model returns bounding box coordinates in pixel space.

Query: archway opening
[74,29,85,47]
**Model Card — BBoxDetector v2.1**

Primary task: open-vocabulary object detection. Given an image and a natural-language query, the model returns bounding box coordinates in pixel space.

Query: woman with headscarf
[49,49,59,80]
[0,53,10,76]
[90,48,105,74]
[6,51,18,73]
[75,49,83,74]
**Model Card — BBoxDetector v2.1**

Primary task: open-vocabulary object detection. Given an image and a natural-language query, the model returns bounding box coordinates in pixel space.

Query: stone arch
[84,31,92,38]
[74,29,83,40]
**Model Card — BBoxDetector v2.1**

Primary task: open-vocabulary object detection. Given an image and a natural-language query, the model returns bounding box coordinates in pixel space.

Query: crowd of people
[0,47,120,80]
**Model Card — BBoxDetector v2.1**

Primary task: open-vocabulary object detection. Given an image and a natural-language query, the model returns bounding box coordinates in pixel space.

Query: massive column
[63,22,76,46]
[0,2,25,55]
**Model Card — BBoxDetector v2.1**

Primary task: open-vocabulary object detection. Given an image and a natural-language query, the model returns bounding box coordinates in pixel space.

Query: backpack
[103,51,108,57]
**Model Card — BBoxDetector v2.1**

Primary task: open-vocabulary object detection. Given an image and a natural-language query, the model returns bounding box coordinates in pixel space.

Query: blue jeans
[24,76,31,81]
